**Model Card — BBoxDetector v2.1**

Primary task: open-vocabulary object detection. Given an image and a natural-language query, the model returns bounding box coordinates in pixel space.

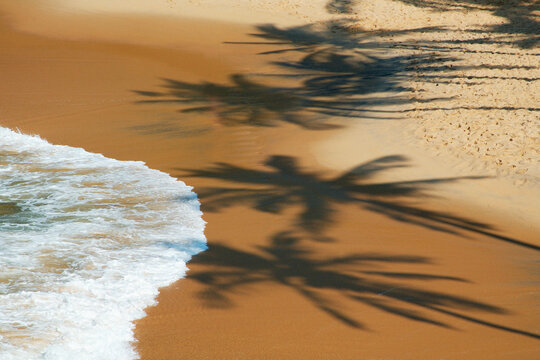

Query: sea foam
[0,127,206,359]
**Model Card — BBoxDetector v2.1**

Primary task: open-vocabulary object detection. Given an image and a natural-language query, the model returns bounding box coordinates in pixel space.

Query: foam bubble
[0,127,206,359]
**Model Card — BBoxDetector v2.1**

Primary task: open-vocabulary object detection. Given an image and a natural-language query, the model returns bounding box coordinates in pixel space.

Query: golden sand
[1,1,539,359]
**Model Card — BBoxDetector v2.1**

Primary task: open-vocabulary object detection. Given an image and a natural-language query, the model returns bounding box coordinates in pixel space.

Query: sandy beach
[1,0,539,359]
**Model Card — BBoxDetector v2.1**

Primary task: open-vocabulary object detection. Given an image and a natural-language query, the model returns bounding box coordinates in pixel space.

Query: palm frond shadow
[133,18,535,135]
[133,74,340,130]
[179,155,539,251]
[190,231,540,338]
[132,22,471,133]
[392,0,539,48]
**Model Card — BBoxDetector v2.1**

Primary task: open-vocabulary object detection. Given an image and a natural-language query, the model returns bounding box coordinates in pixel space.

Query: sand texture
[1,0,539,359]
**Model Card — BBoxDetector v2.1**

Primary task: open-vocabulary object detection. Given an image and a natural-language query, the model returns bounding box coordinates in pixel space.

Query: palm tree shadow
[132,15,536,136]
[133,74,339,130]
[189,231,540,338]
[393,0,539,48]
[132,21,466,134]
[178,155,539,251]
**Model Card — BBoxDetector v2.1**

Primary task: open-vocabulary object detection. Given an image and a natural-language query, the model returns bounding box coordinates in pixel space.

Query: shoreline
[1,1,539,359]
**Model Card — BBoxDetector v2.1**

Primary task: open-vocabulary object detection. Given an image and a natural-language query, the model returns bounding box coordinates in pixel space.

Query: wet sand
[1,1,539,359]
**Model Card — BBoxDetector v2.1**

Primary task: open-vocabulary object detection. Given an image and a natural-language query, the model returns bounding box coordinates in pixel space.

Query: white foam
[0,127,206,359]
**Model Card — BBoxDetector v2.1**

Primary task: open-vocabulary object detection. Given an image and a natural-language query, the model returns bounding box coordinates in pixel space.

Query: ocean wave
[0,127,206,359]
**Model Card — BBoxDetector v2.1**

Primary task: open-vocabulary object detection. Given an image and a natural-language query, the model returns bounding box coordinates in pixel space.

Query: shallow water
[0,127,206,359]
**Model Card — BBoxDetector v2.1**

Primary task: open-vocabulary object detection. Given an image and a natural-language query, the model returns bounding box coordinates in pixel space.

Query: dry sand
[1,0,539,359]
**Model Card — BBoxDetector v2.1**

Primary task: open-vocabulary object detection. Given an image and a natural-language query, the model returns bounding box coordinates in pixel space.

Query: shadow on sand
[132,21,454,132]
[133,17,537,135]
[188,230,539,338]
[179,155,539,251]
[327,0,538,48]
[392,0,539,48]
[178,155,540,337]
[129,2,539,340]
